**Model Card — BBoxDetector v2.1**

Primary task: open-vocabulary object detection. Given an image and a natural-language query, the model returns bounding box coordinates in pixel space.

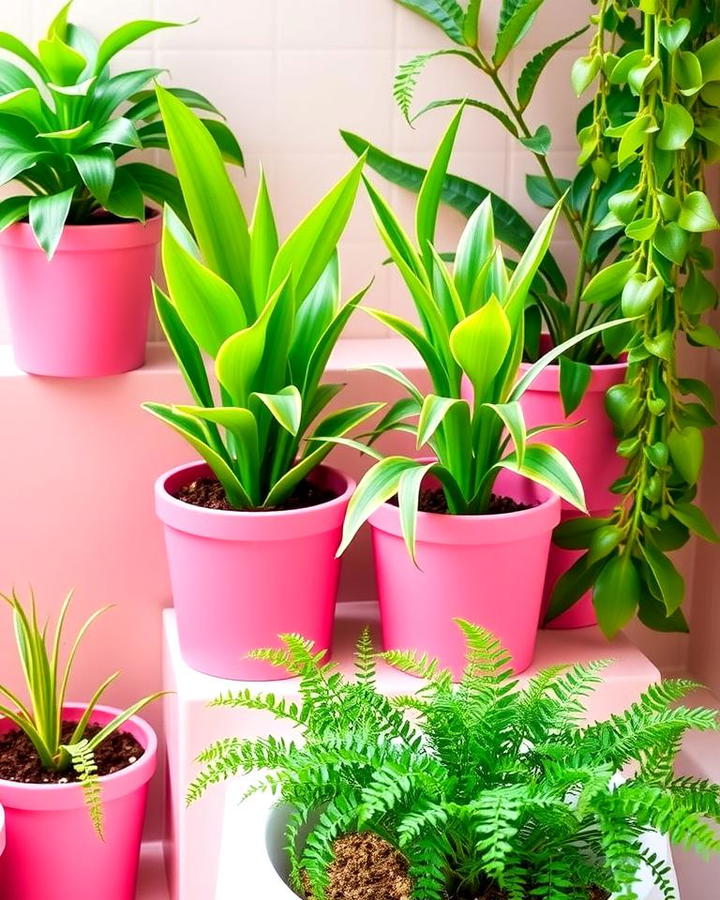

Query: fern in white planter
[190,624,720,899]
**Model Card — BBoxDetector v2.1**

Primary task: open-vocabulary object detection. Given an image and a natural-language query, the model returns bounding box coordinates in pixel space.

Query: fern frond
[65,739,103,839]
[393,50,466,123]
[354,627,376,688]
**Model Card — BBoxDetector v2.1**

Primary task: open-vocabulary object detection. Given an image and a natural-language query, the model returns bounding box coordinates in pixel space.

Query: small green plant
[0,1,243,257]
[189,623,720,900]
[336,109,628,559]
[143,88,382,510]
[0,590,163,838]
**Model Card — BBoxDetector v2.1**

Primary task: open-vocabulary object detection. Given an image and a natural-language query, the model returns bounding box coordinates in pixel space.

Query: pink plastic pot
[540,508,613,630]
[369,468,561,677]
[156,461,355,680]
[0,214,161,377]
[0,803,4,858]
[0,703,157,900]
[518,352,627,512]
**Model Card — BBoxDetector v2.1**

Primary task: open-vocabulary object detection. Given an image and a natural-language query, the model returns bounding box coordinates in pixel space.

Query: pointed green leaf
[494,0,544,66]
[71,148,115,206]
[450,295,511,401]
[252,386,302,435]
[250,168,279,307]
[592,554,641,638]
[498,443,586,511]
[395,0,464,44]
[517,28,588,109]
[95,20,183,74]
[484,401,527,468]
[672,503,720,543]
[399,463,437,564]
[642,543,684,614]
[29,188,74,259]
[559,356,592,416]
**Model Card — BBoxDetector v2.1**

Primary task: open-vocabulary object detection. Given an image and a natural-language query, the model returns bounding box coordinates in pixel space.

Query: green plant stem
[473,47,585,251]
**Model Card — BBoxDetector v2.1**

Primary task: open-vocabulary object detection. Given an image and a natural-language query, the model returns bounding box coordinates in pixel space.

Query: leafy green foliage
[335,111,634,559]
[144,90,380,509]
[547,0,720,635]
[0,590,163,837]
[189,623,720,899]
[0,2,242,256]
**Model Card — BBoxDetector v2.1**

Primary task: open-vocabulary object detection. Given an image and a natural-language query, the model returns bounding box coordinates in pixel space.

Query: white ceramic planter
[216,787,678,899]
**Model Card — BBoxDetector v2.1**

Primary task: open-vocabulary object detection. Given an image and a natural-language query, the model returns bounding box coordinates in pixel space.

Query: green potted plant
[0,590,163,900]
[191,623,719,899]
[144,88,382,681]
[546,0,720,638]
[0,1,242,377]
[335,109,626,675]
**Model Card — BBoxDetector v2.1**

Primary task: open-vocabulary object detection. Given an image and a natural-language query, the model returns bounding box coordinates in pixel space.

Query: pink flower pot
[518,354,627,512]
[540,508,613,630]
[0,703,157,900]
[0,803,4,858]
[369,469,561,677]
[156,461,355,680]
[0,214,161,377]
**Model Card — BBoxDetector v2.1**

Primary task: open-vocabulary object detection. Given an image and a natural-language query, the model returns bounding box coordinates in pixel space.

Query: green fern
[64,740,103,839]
[191,621,720,899]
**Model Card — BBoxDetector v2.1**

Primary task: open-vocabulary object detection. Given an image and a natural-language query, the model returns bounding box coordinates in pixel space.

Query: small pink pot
[0,803,5,858]
[156,461,355,681]
[518,352,627,512]
[0,214,161,377]
[0,703,157,900]
[369,468,561,678]
[540,508,614,630]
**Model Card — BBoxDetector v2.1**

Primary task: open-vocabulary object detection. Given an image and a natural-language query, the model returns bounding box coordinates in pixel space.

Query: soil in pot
[174,477,337,512]
[305,832,610,900]
[0,722,144,785]
[390,488,536,516]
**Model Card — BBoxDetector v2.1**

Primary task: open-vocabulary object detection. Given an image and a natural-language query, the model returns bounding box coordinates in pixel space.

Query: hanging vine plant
[548,0,720,635]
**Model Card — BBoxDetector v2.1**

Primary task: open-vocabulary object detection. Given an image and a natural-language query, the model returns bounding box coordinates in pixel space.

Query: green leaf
[517,28,588,109]
[697,34,720,83]
[37,35,86,86]
[252,386,302,435]
[0,32,48,79]
[338,457,423,556]
[678,191,719,233]
[127,87,221,122]
[545,553,605,623]
[586,525,624,566]
[153,284,214,409]
[687,323,720,349]
[104,168,145,221]
[621,274,663,317]
[367,307,449,393]
[642,543,684,614]
[571,54,602,96]
[498,443,586,512]
[637,593,688,633]
[0,60,37,94]
[463,0,481,46]
[339,131,567,298]
[450,296,511,401]
[559,357,592,416]
[416,395,469,449]
[156,85,253,313]
[394,50,477,123]
[86,117,141,149]
[269,154,365,306]
[398,462,438,564]
[657,101,694,151]
[653,222,689,265]
[582,258,638,304]
[454,197,495,306]
[0,89,49,132]
[593,554,641,638]
[200,119,244,167]
[142,403,251,509]
[71,148,115,206]
[412,97,518,136]
[95,19,183,74]
[494,0,544,66]
[121,163,190,229]
[485,401,526,467]
[519,124,552,155]
[553,514,611,550]
[658,18,690,53]
[672,503,720,543]
[29,188,74,259]
[667,426,703,485]
[162,221,246,357]
[0,196,30,230]
[525,174,570,210]
[249,168,279,306]
[416,106,464,271]
[395,0,465,44]
[89,68,165,123]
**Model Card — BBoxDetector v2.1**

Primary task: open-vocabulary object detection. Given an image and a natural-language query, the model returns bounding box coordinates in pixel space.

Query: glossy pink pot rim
[0,703,157,811]
[0,212,162,252]
[155,461,356,541]
[0,803,4,855]
[369,476,560,545]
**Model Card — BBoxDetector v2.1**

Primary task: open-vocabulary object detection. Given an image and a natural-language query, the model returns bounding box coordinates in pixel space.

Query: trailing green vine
[548,0,720,635]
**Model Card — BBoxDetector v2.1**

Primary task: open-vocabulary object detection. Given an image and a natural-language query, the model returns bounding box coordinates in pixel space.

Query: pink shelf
[161,601,660,900]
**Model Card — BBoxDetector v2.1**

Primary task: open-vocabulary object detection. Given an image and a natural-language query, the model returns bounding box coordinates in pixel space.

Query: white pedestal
[162,603,661,900]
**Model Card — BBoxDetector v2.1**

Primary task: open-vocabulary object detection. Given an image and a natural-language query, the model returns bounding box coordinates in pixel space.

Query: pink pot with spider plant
[337,109,629,677]
[0,592,162,900]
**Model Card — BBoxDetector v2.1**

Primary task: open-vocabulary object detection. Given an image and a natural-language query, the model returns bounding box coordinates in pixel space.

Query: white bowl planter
[216,787,678,900]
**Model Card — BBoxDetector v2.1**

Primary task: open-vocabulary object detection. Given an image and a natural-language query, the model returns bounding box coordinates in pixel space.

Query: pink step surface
[162,600,661,900]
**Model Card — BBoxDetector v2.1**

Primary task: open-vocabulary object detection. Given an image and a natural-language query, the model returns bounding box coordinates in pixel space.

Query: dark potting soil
[0,722,144,785]
[174,477,337,512]
[308,834,609,900]
[391,487,536,516]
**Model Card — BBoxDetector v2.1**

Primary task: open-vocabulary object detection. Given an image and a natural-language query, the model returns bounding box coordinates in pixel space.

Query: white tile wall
[0,0,591,339]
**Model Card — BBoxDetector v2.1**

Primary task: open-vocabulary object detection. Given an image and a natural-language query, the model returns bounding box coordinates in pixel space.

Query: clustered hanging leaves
[189,623,720,900]
[549,0,720,636]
